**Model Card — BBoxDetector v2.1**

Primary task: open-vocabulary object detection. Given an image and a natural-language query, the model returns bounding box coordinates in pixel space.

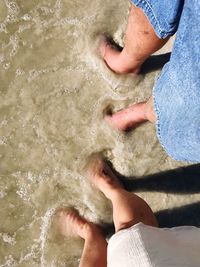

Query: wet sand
[0,1,200,266]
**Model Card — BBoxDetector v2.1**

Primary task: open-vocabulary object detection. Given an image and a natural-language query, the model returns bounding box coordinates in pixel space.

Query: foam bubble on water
[27,67,60,82]
[15,68,25,76]
[16,185,31,202]
[59,85,79,95]
[0,23,7,33]
[54,0,62,18]
[19,244,39,264]
[0,233,16,245]
[4,0,19,24]
[0,53,5,63]
[0,255,17,267]
[22,14,32,21]
[54,17,81,27]
[13,170,49,186]
[27,69,40,82]
[3,62,10,70]
[60,168,85,182]
[26,171,38,183]
[82,14,97,25]
[39,205,59,267]
[0,191,7,198]
[9,34,19,57]
[39,6,53,16]
[0,120,8,127]
[0,136,8,145]
[5,0,19,14]
[5,13,17,23]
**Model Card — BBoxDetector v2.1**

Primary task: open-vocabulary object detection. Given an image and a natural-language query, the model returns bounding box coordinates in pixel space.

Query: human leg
[101,3,168,74]
[88,158,158,232]
[100,0,184,74]
[152,0,200,162]
[56,210,107,267]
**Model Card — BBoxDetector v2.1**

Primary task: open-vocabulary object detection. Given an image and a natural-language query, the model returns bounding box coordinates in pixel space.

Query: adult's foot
[99,3,169,75]
[87,157,123,199]
[100,37,142,74]
[105,101,147,131]
[105,97,156,132]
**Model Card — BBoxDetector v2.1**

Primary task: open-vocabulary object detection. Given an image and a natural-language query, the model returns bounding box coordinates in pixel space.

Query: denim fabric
[152,0,200,162]
[131,0,184,39]
[132,0,200,162]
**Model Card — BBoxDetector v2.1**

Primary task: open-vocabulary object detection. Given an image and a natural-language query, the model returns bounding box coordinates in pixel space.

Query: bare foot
[100,37,141,74]
[86,157,123,198]
[105,102,148,131]
[99,2,169,75]
[56,209,96,239]
[105,97,156,132]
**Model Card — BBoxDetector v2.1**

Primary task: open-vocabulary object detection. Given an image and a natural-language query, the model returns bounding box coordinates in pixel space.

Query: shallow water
[1,0,199,266]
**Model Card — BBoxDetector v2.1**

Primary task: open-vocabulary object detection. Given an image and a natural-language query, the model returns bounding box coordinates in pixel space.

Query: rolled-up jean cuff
[131,0,174,39]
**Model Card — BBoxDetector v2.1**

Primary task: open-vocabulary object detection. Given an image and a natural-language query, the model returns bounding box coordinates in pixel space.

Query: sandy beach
[0,0,200,266]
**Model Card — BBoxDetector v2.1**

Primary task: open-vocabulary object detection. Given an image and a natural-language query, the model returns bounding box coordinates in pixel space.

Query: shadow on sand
[102,164,200,236]
[120,163,200,227]
[141,53,171,74]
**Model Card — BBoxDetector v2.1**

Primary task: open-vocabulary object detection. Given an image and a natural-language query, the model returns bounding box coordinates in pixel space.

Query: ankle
[120,49,146,72]
[105,187,125,201]
[127,101,149,122]
[83,223,105,241]
[144,97,157,123]
[81,223,95,238]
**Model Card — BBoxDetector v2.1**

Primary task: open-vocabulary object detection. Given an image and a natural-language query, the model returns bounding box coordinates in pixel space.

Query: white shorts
[107,223,200,267]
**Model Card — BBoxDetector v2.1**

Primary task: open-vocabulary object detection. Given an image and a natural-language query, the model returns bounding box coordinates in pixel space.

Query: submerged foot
[56,210,88,239]
[56,209,94,239]
[86,157,123,198]
[105,101,148,132]
[100,36,141,74]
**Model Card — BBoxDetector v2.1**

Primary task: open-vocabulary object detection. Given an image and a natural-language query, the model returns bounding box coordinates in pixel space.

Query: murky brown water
[1,1,199,266]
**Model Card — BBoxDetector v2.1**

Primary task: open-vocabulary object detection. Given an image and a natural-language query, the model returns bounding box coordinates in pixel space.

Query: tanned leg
[100,3,169,74]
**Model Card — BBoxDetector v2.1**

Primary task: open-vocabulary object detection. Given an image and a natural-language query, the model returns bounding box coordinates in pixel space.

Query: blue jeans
[131,0,200,162]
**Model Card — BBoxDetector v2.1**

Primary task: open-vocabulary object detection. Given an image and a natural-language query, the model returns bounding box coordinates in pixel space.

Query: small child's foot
[86,157,123,198]
[56,209,107,246]
[56,209,93,239]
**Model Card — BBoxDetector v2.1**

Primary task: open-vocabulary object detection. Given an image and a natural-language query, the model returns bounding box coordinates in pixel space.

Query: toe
[55,209,84,238]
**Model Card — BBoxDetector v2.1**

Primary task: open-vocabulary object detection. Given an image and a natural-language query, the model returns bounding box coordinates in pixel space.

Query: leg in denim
[104,0,200,162]
[153,0,200,162]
